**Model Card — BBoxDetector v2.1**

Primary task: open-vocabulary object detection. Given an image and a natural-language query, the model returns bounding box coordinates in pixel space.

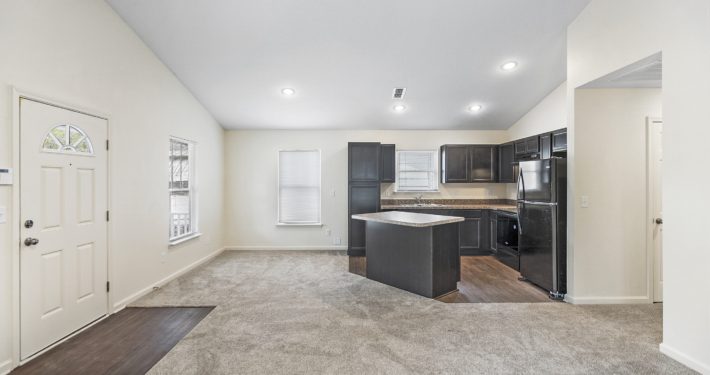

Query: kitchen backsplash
[380,182,517,200]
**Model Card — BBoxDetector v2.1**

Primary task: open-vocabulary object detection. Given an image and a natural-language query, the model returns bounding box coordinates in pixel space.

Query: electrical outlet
[0,206,6,224]
[330,188,336,197]
[326,228,332,236]
[581,195,589,208]
[333,236,341,245]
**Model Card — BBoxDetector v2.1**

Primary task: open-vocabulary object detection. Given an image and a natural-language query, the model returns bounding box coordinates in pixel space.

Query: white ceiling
[107,0,590,130]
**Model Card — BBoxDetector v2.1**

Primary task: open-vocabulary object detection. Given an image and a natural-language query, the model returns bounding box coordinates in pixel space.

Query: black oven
[495,211,520,270]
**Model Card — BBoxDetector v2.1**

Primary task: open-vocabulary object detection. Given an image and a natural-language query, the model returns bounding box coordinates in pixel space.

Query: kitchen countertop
[351,211,465,228]
[380,203,518,214]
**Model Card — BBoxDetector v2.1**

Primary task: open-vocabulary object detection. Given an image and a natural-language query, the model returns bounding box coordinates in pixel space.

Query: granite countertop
[351,211,465,228]
[380,199,517,214]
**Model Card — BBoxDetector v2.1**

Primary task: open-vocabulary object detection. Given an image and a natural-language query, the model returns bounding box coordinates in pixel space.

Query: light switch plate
[0,206,7,224]
[581,195,589,208]
[0,168,13,185]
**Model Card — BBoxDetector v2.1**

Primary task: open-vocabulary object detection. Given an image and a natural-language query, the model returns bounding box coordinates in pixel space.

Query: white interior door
[648,119,663,302]
[20,98,108,359]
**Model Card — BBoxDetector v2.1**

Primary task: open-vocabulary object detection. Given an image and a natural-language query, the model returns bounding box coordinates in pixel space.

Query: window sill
[276,223,323,227]
[169,232,202,247]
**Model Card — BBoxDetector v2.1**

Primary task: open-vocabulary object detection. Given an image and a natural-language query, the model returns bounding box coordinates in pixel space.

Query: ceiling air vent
[392,88,406,99]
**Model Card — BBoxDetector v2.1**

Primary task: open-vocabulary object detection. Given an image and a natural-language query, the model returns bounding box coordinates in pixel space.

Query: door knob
[655,218,663,224]
[24,238,39,246]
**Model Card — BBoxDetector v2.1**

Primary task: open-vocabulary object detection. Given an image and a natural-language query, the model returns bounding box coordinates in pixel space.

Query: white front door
[20,98,108,359]
[648,119,663,302]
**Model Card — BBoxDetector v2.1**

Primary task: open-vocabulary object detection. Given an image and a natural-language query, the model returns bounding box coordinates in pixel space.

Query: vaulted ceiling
[107,0,590,130]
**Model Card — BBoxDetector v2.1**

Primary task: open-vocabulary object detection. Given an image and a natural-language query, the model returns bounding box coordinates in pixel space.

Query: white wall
[507,82,567,141]
[0,0,224,370]
[224,130,509,249]
[660,0,710,371]
[573,88,661,300]
[567,0,709,372]
[503,81,568,198]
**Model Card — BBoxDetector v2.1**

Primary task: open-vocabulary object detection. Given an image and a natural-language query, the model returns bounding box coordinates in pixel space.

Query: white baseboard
[564,295,652,304]
[112,247,225,311]
[0,359,12,375]
[660,343,710,374]
[225,245,348,251]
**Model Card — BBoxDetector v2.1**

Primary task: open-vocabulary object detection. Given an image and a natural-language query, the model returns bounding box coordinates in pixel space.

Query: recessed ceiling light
[281,88,295,96]
[393,104,406,112]
[501,61,518,71]
[469,104,483,112]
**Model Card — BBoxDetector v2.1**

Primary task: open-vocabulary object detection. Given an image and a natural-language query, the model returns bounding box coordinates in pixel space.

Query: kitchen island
[351,211,464,298]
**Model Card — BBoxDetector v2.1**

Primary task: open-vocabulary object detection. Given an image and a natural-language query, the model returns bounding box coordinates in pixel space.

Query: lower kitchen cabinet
[397,209,491,256]
[458,210,490,256]
[348,183,380,256]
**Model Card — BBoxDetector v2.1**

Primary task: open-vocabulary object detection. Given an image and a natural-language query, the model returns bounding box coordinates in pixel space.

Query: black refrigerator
[517,158,567,300]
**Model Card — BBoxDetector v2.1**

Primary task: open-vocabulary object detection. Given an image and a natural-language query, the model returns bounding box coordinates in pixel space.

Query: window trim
[276,149,322,226]
[394,150,440,193]
[169,136,199,244]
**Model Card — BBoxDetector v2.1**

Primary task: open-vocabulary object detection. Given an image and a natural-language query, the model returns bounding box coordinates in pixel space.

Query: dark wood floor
[11,307,214,375]
[349,255,551,303]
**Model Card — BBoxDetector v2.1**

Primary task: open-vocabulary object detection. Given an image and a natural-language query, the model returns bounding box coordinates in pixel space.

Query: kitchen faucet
[414,194,423,204]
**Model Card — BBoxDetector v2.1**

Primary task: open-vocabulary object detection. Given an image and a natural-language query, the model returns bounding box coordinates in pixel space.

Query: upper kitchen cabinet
[348,142,381,182]
[470,145,498,182]
[552,128,567,153]
[540,133,552,160]
[441,144,499,183]
[498,143,517,183]
[380,144,396,183]
[440,145,470,183]
[514,136,540,161]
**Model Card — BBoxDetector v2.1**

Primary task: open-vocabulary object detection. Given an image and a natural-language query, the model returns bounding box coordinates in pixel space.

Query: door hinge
[106,139,109,151]
[106,210,110,222]
[106,281,110,293]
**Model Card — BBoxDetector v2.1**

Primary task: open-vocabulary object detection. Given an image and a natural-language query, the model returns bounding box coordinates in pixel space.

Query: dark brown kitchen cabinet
[514,136,541,161]
[498,143,517,183]
[470,145,498,182]
[540,133,552,159]
[441,145,498,183]
[440,145,470,183]
[380,144,396,183]
[459,210,490,256]
[489,212,498,252]
[347,183,380,256]
[348,142,381,182]
[552,128,567,152]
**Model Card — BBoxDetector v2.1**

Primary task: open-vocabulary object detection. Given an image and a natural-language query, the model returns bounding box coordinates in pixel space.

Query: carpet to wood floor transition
[11,307,214,375]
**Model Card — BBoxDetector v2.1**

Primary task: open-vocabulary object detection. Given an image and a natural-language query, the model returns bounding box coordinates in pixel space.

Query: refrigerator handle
[517,165,523,201]
[517,202,523,235]
[517,165,526,201]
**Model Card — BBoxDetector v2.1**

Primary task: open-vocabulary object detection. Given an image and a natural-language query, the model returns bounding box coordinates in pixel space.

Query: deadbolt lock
[24,219,34,228]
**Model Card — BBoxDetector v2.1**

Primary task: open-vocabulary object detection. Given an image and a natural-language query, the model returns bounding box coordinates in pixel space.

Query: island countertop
[351,211,465,228]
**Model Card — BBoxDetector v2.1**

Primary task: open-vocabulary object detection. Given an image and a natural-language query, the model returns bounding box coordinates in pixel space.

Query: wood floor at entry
[10,307,214,375]
[349,256,551,303]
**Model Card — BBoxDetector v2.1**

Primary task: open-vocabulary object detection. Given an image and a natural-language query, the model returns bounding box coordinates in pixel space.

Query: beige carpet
[134,251,693,374]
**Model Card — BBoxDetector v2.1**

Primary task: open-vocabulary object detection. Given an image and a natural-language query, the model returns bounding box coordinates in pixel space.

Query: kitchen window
[396,150,439,192]
[169,137,199,244]
[278,150,321,225]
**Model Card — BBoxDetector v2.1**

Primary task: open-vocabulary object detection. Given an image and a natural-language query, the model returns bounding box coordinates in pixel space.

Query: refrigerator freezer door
[519,160,553,203]
[519,202,557,292]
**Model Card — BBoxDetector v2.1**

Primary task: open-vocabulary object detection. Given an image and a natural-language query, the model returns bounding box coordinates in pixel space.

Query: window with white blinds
[169,138,197,241]
[396,150,439,192]
[278,150,321,225]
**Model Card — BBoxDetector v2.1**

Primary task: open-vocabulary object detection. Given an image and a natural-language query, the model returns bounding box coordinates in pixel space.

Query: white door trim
[10,88,114,368]
[645,117,663,303]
